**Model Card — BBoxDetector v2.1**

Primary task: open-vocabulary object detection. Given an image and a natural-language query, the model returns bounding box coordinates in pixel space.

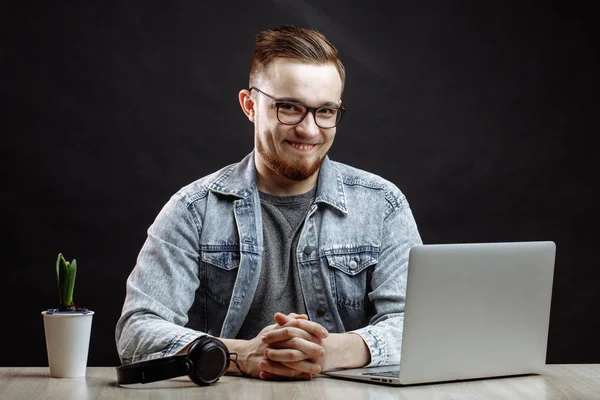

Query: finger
[287,312,309,320]
[266,339,325,360]
[264,347,306,362]
[259,358,321,376]
[259,359,312,378]
[282,318,329,338]
[282,360,322,375]
[263,326,321,345]
[273,312,309,327]
[263,319,329,342]
[259,370,313,381]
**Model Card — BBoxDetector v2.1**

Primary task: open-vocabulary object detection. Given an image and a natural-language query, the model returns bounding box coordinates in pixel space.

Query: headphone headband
[116,354,190,384]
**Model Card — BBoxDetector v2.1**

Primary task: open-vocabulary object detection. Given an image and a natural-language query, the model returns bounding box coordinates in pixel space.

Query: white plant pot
[41,310,94,378]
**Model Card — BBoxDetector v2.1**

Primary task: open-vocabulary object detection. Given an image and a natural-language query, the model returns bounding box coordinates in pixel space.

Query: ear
[238,89,256,123]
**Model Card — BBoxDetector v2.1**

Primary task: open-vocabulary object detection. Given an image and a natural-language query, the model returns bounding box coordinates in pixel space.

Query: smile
[287,141,316,151]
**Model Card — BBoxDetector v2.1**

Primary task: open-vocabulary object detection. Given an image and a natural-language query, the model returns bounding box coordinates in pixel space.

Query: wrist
[321,332,370,371]
[220,338,249,373]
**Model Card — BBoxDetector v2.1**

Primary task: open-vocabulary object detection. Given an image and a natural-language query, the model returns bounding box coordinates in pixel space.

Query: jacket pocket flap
[202,250,240,270]
[325,251,377,276]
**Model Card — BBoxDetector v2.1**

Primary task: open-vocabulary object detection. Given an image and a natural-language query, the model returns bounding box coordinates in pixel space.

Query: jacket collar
[208,151,348,214]
[314,156,348,214]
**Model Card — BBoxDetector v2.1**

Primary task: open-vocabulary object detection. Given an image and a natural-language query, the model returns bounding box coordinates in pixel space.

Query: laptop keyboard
[362,370,399,378]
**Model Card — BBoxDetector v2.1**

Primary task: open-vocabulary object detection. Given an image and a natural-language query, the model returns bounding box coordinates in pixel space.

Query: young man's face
[252,58,343,185]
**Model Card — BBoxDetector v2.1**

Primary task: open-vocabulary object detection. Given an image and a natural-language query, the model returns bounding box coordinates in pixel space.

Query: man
[116,25,422,380]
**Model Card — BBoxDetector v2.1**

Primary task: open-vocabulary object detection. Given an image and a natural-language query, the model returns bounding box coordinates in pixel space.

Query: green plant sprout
[56,253,77,310]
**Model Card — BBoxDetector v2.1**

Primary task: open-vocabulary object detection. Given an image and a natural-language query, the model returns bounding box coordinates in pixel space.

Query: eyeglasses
[250,87,345,129]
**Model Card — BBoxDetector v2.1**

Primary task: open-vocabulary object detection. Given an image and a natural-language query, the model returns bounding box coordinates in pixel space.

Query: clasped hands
[242,312,329,380]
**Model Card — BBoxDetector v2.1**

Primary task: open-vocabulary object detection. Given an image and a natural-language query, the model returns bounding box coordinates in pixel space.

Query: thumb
[274,312,292,326]
[274,312,310,326]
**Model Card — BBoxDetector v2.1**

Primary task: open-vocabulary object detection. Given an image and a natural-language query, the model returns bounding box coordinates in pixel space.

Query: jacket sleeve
[350,191,422,366]
[115,192,206,364]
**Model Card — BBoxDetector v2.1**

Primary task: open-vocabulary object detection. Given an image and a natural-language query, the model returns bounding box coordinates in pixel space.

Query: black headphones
[116,336,230,386]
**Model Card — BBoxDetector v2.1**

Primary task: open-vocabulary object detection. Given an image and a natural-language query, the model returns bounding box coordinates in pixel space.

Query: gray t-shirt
[237,187,316,339]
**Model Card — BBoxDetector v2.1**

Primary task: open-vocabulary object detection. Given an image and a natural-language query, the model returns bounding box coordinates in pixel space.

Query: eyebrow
[276,96,341,108]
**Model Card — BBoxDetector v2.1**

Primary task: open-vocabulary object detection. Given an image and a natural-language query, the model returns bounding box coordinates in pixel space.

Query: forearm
[321,332,370,371]
[116,311,202,363]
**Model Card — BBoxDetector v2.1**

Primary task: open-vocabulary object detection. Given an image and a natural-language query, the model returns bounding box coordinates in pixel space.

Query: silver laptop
[323,241,556,385]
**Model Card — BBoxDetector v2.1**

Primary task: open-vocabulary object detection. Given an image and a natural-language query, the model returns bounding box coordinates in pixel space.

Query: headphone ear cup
[187,336,229,385]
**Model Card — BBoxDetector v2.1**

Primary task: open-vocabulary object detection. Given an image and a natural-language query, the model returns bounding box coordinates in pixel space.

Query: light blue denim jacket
[116,152,422,366]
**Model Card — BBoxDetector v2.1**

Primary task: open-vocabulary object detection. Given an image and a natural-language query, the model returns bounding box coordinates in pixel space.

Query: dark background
[2,1,598,367]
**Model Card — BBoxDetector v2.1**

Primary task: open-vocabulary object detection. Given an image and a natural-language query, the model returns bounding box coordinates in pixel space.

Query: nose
[296,110,321,138]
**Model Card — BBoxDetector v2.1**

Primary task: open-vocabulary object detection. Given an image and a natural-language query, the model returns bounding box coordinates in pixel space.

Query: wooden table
[1,365,599,399]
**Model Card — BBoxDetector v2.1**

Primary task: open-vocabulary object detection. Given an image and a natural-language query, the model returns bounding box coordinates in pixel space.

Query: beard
[256,134,325,181]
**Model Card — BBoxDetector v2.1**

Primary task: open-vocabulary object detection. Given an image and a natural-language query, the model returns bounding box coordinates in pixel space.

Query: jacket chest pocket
[201,248,240,305]
[325,248,378,308]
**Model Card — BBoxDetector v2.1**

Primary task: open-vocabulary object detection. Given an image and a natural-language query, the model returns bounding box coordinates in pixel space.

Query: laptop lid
[323,241,556,386]
[398,241,556,384]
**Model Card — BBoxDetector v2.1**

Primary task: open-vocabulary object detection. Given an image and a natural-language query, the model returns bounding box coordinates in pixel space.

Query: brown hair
[249,25,346,94]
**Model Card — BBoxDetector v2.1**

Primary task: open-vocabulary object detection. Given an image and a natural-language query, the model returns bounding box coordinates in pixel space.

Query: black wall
[2,1,598,366]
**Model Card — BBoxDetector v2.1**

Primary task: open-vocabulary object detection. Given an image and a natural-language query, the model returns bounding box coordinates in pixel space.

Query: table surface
[1,365,599,399]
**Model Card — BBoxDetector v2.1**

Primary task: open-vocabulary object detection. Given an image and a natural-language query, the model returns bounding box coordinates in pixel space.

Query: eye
[317,108,336,117]
[278,103,303,113]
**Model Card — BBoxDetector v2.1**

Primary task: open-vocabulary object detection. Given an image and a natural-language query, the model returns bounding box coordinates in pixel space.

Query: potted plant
[41,253,94,378]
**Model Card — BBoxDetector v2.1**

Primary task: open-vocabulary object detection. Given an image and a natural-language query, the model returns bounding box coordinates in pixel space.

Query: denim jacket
[115,152,422,366]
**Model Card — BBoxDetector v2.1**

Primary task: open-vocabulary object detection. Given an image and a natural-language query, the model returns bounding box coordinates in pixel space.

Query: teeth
[291,143,314,150]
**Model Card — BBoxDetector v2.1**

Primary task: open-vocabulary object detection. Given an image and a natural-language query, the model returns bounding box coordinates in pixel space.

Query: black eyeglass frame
[249,87,346,129]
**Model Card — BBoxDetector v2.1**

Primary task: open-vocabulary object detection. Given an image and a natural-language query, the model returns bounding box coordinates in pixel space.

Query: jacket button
[303,245,314,255]
[349,260,358,271]
[317,306,326,317]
